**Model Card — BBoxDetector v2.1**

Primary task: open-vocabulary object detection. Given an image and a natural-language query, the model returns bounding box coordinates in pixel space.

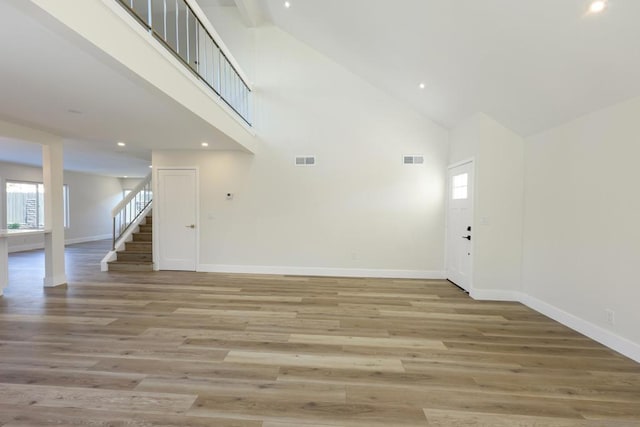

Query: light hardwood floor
[1,241,639,426]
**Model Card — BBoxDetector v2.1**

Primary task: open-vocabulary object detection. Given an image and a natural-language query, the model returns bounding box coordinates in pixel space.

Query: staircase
[107,213,153,272]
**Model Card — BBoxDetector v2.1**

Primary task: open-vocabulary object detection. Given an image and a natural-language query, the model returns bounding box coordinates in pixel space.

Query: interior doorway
[156,168,198,271]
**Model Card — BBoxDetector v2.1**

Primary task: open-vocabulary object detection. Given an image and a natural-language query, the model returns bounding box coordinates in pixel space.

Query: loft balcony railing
[117,0,252,126]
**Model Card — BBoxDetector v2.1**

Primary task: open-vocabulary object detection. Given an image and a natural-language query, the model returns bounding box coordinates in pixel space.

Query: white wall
[0,161,123,251]
[119,177,143,193]
[523,96,640,354]
[449,113,525,297]
[64,170,123,244]
[153,23,449,277]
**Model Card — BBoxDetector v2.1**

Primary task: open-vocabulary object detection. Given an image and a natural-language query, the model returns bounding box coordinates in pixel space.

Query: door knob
[462,235,471,240]
[186,224,195,229]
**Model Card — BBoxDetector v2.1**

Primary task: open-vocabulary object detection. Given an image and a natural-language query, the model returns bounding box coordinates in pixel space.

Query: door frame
[153,166,200,271]
[444,158,475,293]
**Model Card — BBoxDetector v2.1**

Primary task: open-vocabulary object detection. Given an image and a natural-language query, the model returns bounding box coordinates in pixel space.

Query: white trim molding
[9,234,112,254]
[43,274,67,287]
[65,234,111,246]
[8,242,44,253]
[468,288,640,363]
[197,264,446,280]
[520,294,640,364]
[447,157,475,170]
[100,251,117,272]
[470,288,523,302]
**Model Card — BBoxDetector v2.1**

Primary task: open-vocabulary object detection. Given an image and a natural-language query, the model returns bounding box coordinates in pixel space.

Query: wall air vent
[295,155,316,166]
[403,155,424,165]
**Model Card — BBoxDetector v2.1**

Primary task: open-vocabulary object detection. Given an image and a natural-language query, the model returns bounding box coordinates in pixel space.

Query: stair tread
[108,260,153,264]
[117,253,152,258]
[111,215,152,271]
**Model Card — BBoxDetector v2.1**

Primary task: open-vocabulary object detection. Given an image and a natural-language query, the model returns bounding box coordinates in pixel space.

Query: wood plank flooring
[1,241,639,426]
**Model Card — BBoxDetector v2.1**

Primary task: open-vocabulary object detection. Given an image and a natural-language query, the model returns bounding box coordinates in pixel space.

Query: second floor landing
[0,0,257,159]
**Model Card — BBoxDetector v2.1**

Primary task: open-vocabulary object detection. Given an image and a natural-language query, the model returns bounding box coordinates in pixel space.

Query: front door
[157,168,197,271]
[446,161,473,291]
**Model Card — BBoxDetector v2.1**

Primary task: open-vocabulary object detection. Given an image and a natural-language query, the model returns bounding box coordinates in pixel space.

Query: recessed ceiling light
[124,176,128,178]
[589,0,607,13]
[117,142,126,147]
[284,1,291,8]
[149,165,153,168]
[419,83,426,89]
[201,142,209,147]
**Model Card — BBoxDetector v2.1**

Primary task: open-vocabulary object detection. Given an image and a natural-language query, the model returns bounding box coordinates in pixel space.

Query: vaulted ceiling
[258,0,640,136]
[2,0,640,176]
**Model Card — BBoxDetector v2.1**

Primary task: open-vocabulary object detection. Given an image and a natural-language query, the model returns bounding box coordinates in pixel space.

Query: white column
[0,236,8,295]
[42,141,67,287]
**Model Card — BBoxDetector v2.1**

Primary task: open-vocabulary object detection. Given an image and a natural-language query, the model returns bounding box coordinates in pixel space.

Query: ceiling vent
[403,155,424,165]
[295,155,316,166]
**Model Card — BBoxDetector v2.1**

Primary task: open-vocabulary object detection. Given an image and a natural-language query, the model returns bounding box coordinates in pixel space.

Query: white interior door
[446,161,474,291]
[157,168,197,271]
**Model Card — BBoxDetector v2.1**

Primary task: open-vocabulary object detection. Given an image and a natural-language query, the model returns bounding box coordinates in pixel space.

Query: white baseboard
[197,264,446,280]
[65,234,111,245]
[470,288,523,301]
[8,242,44,253]
[43,274,67,287]
[520,294,640,363]
[468,289,640,363]
[8,234,111,253]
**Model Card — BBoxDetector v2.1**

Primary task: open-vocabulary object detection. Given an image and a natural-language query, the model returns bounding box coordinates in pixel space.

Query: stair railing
[112,173,152,250]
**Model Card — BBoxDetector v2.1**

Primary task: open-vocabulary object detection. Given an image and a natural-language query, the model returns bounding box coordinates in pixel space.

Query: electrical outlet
[605,309,615,325]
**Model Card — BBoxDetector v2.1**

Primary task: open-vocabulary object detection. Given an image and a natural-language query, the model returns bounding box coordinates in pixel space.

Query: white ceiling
[3,0,638,177]
[0,137,152,178]
[260,0,640,136]
[0,1,241,177]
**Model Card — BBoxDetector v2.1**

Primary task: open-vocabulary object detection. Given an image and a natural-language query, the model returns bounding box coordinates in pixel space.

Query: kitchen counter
[0,229,51,295]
